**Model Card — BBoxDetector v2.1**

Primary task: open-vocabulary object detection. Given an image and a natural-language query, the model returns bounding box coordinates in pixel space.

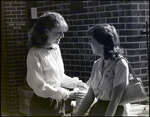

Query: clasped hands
[69,81,89,99]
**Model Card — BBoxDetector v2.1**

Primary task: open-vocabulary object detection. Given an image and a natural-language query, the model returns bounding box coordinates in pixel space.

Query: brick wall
[1,1,28,116]
[1,0,149,116]
[36,0,149,91]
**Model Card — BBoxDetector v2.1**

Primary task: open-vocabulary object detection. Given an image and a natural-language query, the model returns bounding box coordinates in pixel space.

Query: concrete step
[129,104,149,116]
[66,102,149,116]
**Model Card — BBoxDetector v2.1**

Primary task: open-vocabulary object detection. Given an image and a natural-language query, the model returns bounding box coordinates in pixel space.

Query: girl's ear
[45,28,49,35]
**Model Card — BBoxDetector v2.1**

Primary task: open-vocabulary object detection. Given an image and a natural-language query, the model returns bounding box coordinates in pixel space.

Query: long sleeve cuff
[49,87,70,100]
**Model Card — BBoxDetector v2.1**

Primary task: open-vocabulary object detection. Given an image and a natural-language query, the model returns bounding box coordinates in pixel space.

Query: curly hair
[28,11,68,48]
[87,23,124,60]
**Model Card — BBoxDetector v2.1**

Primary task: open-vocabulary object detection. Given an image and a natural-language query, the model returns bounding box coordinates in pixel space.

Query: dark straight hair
[87,24,123,59]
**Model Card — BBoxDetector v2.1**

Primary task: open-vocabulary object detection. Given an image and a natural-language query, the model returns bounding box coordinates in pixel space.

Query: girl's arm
[105,58,129,116]
[105,82,126,116]
[75,87,95,116]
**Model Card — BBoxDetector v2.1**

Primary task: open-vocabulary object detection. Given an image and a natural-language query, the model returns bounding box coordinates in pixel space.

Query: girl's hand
[69,90,77,99]
[77,81,89,90]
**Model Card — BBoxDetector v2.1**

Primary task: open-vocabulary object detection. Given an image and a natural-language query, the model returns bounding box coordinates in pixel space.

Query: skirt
[30,93,65,116]
[88,100,124,116]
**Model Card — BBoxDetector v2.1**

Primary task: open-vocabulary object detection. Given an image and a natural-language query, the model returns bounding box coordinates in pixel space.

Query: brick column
[1,1,28,115]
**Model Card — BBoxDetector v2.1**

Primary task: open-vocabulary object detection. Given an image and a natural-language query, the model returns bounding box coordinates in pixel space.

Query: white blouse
[26,44,80,100]
[87,57,129,100]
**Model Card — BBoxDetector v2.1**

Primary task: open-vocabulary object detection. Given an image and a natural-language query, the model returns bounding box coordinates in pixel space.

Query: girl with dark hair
[75,24,131,116]
[26,11,88,116]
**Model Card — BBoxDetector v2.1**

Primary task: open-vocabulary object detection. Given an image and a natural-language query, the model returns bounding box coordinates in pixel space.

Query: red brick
[106,5,117,11]
[127,49,146,55]
[126,10,146,16]
[88,1,99,7]
[100,1,111,5]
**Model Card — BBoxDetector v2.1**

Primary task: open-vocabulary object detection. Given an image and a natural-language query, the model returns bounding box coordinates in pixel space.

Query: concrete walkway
[65,104,149,116]
[128,104,149,116]
[1,104,149,116]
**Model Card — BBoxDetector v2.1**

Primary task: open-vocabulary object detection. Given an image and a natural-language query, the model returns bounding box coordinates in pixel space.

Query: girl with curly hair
[26,11,88,116]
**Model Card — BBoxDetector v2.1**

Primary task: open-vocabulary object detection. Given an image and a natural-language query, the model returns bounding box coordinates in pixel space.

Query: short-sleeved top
[26,44,80,100]
[87,57,129,101]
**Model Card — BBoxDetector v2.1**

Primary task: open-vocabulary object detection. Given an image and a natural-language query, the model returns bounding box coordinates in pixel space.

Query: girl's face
[89,37,104,57]
[46,27,64,46]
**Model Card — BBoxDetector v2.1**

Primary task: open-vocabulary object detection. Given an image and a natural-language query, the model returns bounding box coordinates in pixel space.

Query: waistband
[98,99,124,107]
[98,99,110,103]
